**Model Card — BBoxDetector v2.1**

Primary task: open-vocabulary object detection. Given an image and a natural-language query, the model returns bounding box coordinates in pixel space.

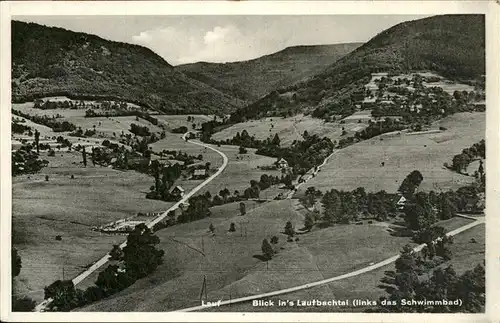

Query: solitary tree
[270,236,279,244]
[261,239,274,260]
[109,245,123,261]
[209,223,215,234]
[304,214,315,231]
[82,146,87,167]
[91,148,96,166]
[229,223,236,232]
[284,221,294,236]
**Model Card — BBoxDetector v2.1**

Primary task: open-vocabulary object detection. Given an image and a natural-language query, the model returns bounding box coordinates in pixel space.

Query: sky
[15,15,431,66]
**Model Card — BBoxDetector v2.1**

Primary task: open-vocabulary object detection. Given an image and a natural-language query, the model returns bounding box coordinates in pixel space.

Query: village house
[276,158,289,169]
[171,185,185,198]
[396,195,407,210]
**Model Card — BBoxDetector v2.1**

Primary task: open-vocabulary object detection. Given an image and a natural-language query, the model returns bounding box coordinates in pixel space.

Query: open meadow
[74,197,468,312]
[206,218,483,312]
[296,112,485,195]
[155,114,213,130]
[198,145,283,198]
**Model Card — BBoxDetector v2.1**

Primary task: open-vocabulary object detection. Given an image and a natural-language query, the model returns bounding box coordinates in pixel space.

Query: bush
[270,236,279,244]
[12,296,36,312]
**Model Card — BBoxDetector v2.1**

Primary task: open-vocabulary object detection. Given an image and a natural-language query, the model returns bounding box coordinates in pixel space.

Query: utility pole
[204,275,207,301]
[199,275,207,303]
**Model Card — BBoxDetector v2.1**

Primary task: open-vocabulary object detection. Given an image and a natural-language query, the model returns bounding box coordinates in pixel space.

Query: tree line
[12,109,77,132]
[337,118,405,149]
[448,139,485,174]
[376,244,484,313]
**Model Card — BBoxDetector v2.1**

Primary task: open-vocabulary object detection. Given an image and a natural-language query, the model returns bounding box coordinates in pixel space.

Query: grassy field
[211,114,367,147]
[13,102,164,140]
[155,114,213,130]
[296,112,485,195]
[207,218,483,312]
[198,145,283,198]
[12,150,173,303]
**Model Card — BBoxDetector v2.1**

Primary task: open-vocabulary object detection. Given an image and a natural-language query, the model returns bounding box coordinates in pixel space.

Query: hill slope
[176,43,362,102]
[11,21,243,114]
[229,14,485,122]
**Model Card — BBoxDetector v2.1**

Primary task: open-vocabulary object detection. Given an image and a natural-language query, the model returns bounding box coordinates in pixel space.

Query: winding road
[176,215,484,312]
[35,133,229,312]
[34,135,484,313]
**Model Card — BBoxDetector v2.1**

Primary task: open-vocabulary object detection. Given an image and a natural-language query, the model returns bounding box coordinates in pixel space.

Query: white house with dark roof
[171,185,185,198]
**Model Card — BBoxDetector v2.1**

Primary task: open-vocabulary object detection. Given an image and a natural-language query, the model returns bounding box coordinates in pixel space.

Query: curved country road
[176,216,484,312]
[35,133,229,312]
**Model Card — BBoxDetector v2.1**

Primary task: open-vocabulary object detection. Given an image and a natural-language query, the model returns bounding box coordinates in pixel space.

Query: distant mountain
[176,43,362,101]
[11,21,244,114]
[229,14,485,122]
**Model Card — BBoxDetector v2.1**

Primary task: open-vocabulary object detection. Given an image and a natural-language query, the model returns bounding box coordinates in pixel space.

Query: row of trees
[337,118,405,149]
[207,129,281,150]
[129,123,151,137]
[34,99,136,111]
[449,140,485,174]
[256,134,335,174]
[403,185,483,231]
[321,187,398,224]
[43,224,164,311]
[12,109,77,132]
[69,127,96,138]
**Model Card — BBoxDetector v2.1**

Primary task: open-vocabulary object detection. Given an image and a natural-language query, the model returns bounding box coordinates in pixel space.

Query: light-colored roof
[194,169,206,175]
[278,158,288,163]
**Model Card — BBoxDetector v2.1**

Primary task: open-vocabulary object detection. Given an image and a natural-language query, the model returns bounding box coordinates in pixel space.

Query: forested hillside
[11,21,244,114]
[229,14,485,122]
[177,43,361,102]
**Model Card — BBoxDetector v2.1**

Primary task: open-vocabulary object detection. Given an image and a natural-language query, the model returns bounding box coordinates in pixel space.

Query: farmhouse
[192,168,208,180]
[171,185,185,198]
[276,158,289,169]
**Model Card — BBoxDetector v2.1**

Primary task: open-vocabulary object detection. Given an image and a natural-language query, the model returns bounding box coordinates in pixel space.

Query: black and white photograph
[1,1,498,322]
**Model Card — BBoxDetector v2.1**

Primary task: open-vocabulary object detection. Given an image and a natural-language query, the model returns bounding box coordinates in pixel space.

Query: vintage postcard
[1,1,498,322]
